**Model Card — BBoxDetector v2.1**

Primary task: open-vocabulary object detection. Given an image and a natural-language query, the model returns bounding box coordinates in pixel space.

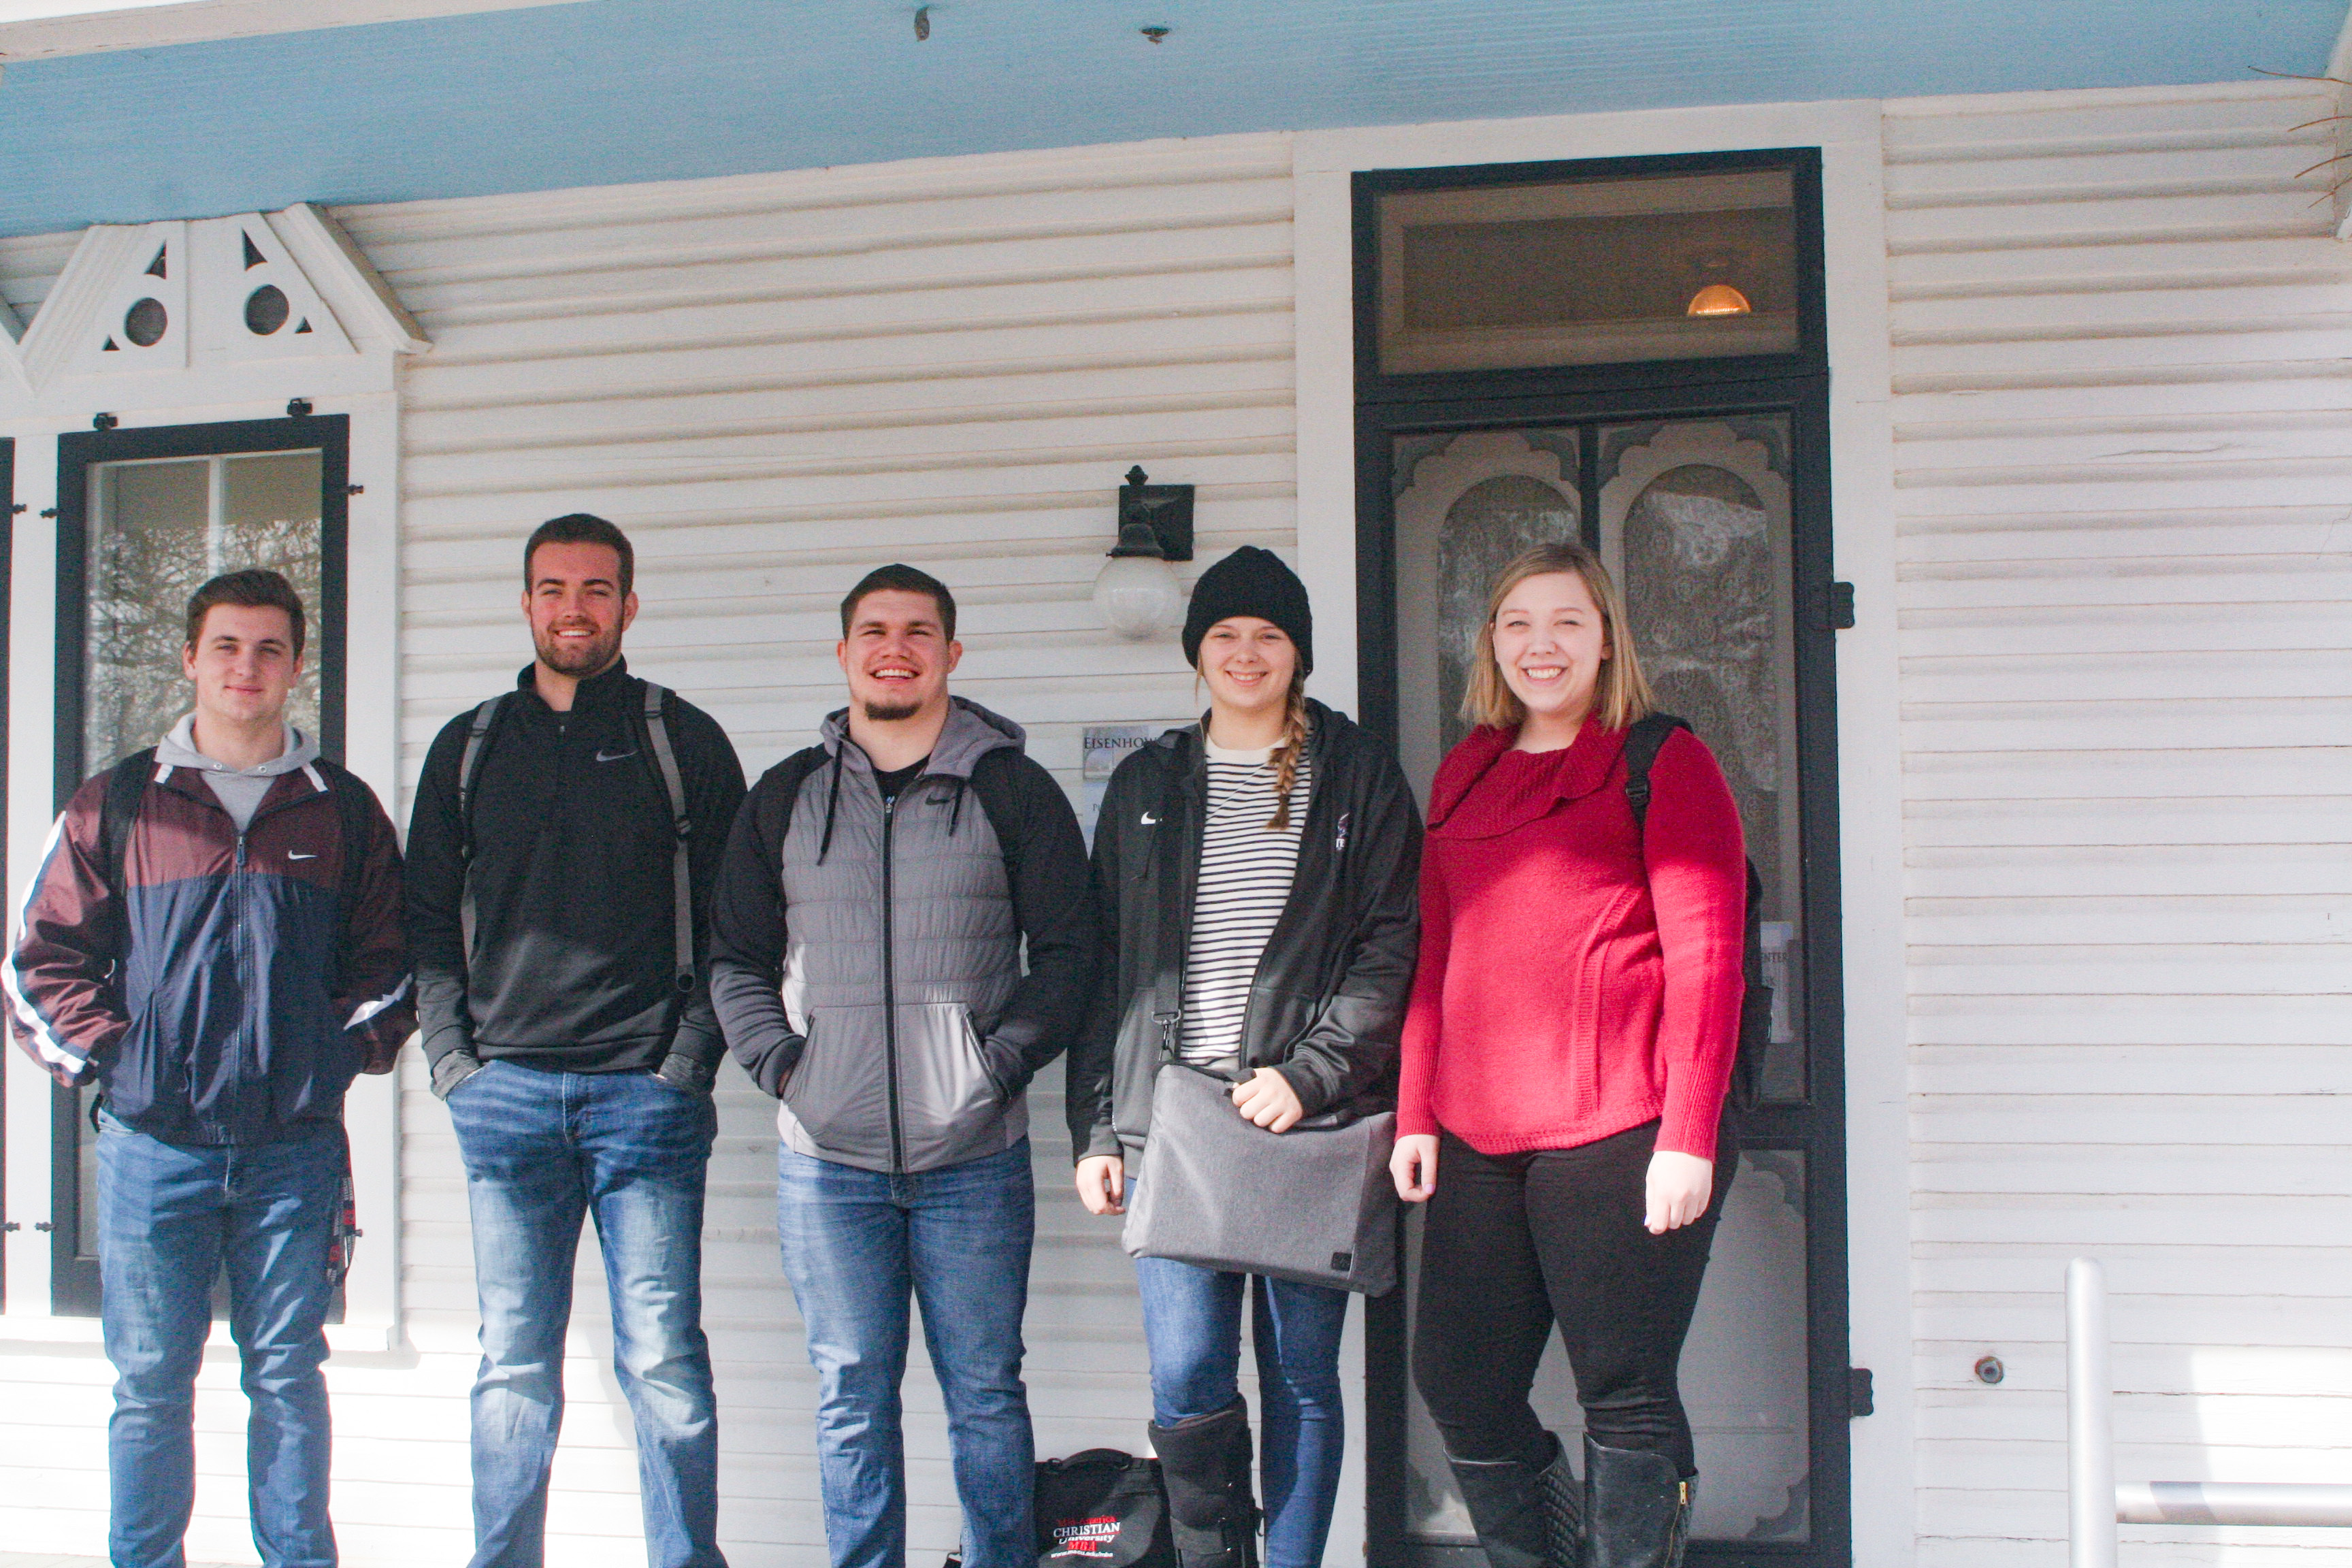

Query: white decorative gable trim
[1,203,426,413]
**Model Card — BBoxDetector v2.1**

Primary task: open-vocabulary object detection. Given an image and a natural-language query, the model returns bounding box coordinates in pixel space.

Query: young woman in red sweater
[1391,542,1747,1568]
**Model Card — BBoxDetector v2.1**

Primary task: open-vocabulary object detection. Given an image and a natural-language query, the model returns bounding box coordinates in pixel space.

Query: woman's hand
[1075,1155,1126,1216]
[1391,1133,1439,1203]
[1231,1067,1305,1132]
[1644,1150,1714,1234]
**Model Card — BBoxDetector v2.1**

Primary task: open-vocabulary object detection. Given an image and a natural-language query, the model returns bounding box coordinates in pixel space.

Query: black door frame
[1353,150,1852,1568]
[47,414,349,1315]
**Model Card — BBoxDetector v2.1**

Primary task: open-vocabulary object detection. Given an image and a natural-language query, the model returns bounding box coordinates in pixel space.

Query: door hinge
[1848,1366,1874,1418]
[1827,581,1857,631]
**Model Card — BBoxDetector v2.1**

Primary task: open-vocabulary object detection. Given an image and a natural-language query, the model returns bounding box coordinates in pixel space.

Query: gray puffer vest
[775,700,1027,1172]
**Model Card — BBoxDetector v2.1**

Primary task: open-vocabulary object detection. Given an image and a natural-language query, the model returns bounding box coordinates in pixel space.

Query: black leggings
[1411,1120,1734,1479]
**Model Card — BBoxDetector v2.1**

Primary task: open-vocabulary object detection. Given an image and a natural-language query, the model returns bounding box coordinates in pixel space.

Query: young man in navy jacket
[8,568,414,1568]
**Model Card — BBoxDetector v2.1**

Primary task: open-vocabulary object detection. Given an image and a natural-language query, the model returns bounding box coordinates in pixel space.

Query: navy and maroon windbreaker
[6,757,414,1145]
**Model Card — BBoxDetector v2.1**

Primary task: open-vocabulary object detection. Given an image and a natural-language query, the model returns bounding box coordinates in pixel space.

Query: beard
[534,622,625,679]
[862,696,922,723]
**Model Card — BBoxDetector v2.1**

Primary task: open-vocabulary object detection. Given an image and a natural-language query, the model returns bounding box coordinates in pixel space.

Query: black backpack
[95,747,374,1281]
[1620,714,1776,1113]
[1031,1449,1177,1568]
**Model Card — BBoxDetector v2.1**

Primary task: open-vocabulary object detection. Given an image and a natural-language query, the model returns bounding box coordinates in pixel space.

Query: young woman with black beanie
[1068,546,1422,1568]
[1393,542,1747,1568]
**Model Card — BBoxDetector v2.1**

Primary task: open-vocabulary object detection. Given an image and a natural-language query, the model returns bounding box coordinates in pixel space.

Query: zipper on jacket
[881,792,906,1174]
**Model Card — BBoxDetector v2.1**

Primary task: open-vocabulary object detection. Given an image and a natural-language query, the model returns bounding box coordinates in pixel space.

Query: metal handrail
[2068,1256,2352,1565]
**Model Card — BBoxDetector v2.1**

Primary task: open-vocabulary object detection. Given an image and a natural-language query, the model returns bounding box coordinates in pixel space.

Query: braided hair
[1267,672,1310,831]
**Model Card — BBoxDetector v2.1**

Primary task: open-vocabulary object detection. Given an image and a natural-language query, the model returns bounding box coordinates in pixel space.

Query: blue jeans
[1134,1256,1350,1568]
[776,1139,1036,1568]
[446,1061,724,1568]
[96,1115,343,1568]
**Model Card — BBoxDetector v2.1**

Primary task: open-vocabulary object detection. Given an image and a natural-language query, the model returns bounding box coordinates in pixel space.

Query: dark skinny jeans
[1411,1120,1734,1480]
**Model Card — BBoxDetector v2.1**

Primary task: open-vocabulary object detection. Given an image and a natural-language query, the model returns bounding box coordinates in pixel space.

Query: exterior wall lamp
[1094,465,1192,640]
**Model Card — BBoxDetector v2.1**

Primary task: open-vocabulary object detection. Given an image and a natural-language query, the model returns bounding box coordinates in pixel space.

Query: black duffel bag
[1034,1448,1175,1568]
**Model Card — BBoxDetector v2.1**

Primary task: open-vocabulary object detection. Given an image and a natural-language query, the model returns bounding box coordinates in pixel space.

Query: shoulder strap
[1620,713,1692,832]
[639,682,696,995]
[97,748,159,898]
[456,695,506,966]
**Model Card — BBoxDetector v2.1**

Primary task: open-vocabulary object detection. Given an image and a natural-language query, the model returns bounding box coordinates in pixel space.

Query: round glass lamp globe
[1094,553,1185,641]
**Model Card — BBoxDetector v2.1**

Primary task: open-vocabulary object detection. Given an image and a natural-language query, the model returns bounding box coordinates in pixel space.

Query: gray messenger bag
[1122,1062,1400,1295]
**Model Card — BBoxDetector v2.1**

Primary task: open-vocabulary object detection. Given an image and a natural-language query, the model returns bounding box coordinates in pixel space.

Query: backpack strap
[1620,713,1692,832]
[455,694,506,964]
[95,747,161,985]
[640,682,696,996]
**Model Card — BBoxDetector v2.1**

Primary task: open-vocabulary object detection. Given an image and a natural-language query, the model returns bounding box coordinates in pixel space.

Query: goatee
[862,698,921,723]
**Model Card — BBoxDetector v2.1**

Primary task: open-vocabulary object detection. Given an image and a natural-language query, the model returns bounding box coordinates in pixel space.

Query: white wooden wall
[1886,78,2352,1566]
[341,132,1297,1567]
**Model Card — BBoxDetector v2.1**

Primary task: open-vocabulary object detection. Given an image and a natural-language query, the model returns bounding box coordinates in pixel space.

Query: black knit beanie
[1181,545,1313,675]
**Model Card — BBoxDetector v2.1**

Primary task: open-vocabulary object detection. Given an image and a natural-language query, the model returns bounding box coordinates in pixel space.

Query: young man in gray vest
[710,564,1093,1568]
[406,514,747,1568]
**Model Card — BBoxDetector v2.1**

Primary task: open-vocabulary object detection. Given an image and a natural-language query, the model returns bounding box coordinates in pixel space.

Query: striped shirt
[1179,738,1311,1067]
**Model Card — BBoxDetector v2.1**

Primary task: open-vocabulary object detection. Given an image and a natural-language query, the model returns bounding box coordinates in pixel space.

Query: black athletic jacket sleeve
[967,748,1096,1100]
[707,749,823,1096]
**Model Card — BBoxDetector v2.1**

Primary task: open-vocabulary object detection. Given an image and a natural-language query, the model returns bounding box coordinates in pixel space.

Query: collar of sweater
[1426,715,1626,839]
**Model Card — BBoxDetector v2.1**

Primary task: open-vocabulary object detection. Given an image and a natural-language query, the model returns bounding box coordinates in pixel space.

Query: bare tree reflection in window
[1620,463,1783,917]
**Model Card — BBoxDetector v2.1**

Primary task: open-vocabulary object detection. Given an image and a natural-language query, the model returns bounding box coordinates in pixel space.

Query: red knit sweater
[1398,717,1748,1160]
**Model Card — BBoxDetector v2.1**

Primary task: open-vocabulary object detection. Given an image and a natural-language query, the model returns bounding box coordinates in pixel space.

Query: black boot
[1580,1439,1693,1568]
[1448,1431,1580,1568]
[1151,1396,1260,1568]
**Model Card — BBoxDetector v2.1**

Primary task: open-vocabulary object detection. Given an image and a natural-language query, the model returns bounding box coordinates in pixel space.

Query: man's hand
[431,1051,485,1101]
[1644,1150,1714,1234]
[1076,1155,1126,1215]
[1230,1066,1305,1131]
[1391,1133,1438,1202]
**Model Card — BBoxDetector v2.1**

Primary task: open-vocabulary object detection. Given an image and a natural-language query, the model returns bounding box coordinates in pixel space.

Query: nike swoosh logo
[1140,813,1158,825]
[595,749,637,762]
[288,852,318,860]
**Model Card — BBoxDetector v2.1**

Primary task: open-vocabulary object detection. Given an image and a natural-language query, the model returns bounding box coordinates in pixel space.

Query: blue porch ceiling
[0,0,2339,238]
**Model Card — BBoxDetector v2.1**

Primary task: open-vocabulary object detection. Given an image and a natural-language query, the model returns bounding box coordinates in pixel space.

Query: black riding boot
[1580,1439,1693,1568]
[1151,1396,1260,1568]
[1447,1431,1579,1568]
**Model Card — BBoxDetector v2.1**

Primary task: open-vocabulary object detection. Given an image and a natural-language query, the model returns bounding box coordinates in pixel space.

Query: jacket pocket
[781,1005,895,1167]
[895,1002,1007,1169]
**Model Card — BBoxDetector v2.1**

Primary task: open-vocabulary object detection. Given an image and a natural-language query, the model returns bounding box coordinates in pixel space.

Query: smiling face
[838,587,960,723]
[1196,617,1297,725]
[1490,570,1611,728]
[524,540,636,680]
[182,603,303,730]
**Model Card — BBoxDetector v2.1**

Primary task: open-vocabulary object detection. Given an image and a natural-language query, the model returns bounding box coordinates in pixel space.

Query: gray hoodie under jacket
[708,698,1094,1174]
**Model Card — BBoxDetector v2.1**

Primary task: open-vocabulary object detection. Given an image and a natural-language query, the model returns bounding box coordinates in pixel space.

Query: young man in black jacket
[709,564,1092,1568]
[406,514,747,1568]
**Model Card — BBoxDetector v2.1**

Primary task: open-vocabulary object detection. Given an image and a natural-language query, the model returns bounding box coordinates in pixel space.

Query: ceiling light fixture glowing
[1686,284,1753,318]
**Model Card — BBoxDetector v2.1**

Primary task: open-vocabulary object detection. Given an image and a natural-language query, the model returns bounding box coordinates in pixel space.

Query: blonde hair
[1462,542,1654,733]
[1267,672,1309,830]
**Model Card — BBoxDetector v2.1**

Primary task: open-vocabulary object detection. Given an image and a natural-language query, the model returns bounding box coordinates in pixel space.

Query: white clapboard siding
[323,133,1296,1568]
[0,226,76,325]
[1886,79,2352,1565]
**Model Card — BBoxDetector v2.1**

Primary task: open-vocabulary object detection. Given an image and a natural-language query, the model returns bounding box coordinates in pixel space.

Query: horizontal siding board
[1890,82,2352,1565]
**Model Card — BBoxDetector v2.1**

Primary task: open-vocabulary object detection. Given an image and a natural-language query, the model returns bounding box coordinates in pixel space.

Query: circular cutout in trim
[244,284,290,336]
[123,297,167,347]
